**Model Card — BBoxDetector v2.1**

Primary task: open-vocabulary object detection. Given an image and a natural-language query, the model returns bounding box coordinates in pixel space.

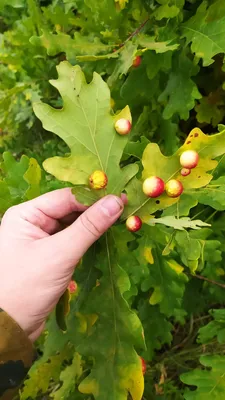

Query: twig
[118,17,150,49]
[189,273,225,289]
[194,315,211,323]
[169,356,193,371]
[159,340,218,363]
[170,315,194,352]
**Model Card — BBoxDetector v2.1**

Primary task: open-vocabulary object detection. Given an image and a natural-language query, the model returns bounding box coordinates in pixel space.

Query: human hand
[0,188,124,342]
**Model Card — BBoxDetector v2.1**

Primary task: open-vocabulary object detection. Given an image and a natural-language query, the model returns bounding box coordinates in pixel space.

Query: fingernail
[101,195,124,217]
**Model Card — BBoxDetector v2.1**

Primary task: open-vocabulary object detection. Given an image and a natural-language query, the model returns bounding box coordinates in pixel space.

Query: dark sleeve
[0,308,35,400]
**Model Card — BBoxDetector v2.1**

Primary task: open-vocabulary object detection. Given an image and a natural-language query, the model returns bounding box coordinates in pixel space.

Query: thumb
[41,195,124,269]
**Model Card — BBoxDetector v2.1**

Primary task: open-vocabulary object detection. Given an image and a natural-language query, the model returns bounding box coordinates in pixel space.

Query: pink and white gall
[126,216,142,232]
[142,176,165,198]
[181,168,191,177]
[115,118,132,135]
[180,150,199,169]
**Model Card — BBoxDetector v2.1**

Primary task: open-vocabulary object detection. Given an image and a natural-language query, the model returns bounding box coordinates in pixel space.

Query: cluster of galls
[88,120,199,234]
[126,149,199,233]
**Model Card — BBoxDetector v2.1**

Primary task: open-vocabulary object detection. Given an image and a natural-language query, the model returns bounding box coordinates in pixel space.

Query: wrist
[0,300,44,342]
[0,308,35,397]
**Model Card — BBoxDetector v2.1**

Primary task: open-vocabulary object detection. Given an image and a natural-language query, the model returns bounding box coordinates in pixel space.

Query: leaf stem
[191,207,209,221]
[188,273,225,289]
[205,210,218,223]
[118,17,150,49]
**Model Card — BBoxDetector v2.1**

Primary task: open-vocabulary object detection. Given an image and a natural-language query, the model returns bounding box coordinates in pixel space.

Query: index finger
[25,188,88,219]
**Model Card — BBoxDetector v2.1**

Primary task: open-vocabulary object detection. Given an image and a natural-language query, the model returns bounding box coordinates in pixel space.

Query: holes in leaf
[156,200,160,204]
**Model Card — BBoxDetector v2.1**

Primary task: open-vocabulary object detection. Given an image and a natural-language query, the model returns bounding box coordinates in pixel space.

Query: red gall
[181,168,191,176]
[133,56,142,68]
[68,280,77,294]
[89,170,108,190]
[180,150,199,169]
[165,179,183,198]
[140,357,146,375]
[115,118,132,135]
[142,176,165,198]
[126,216,142,232]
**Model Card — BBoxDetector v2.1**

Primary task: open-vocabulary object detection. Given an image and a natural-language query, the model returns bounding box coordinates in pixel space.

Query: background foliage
[2,0,225,399]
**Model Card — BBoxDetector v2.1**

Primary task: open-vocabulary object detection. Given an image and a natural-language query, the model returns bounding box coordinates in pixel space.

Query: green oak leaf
[158,52,201,120]
[0,152,41,215]
[107,42,138,87]
[162,194,198,217]
[77,233,145,400]
[24,158,41,200]
[174,230,220,273]
[141,247,188,318]
[203,239,222,264]
[40,314,71,363]
[30,31,111,62]
[52,353,83,400]
[38,246,100,367]
[195,96,225,127]
[135,226,168,261]
[159,116,180,156]
[145,51,173,80]
[153,0,184,20]
[0,85,27,135]
[123,136,150,161]
[188,177,225,210]
[198,309,225,345]
[34,236,145,400]
[175,231,202,273]
[182,0,225,66]
[123,127,225,220]
[82,0,120,26]
[138,34,179,53]
[21,346,72,400]
[111,226,150,300]
[42,3,75,30]
[146,216,211,231]
[0,0,24,10]
[138,303,173,361]
[181,355,225,399]
[23,249,99,396]
[121,70,159,109]
[33,62,138,200]
[154,4,180,20]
